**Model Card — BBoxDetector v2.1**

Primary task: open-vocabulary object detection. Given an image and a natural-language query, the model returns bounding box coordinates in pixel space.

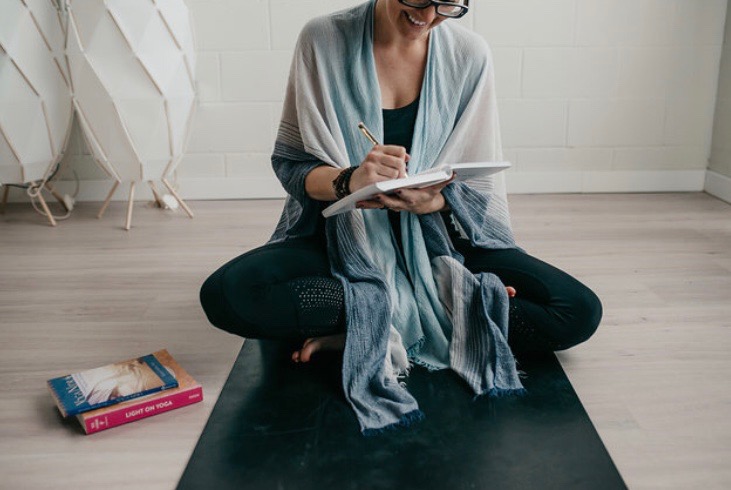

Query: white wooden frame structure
[0,0,74,226]
[65,0,197,230]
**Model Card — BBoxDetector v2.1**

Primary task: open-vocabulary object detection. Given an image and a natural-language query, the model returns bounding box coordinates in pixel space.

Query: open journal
[322,161,511,218]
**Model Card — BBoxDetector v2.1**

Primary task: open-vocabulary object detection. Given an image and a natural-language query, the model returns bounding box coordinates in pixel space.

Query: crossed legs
[200,235,602,360]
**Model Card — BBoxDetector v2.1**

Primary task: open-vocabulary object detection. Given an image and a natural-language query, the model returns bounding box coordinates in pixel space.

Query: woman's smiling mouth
[404,11,427,27]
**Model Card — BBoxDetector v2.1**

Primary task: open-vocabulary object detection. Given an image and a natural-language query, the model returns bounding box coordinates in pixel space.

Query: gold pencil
[357,122,379,146]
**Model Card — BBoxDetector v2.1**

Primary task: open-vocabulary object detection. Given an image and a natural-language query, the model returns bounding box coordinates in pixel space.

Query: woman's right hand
[349,145,409,193]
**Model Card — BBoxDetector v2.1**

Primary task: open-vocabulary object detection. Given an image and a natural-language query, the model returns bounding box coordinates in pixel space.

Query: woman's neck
[372,0,431,109]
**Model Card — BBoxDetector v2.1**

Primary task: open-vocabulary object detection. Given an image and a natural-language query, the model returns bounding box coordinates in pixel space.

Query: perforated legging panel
[288,277,345,337]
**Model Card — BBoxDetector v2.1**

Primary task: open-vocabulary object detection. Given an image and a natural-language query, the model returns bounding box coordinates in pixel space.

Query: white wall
[51,0,729,201]
[706,0,731,203]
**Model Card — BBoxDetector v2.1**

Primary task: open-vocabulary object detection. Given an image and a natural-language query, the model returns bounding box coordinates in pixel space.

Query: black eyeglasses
[398,0,470,19]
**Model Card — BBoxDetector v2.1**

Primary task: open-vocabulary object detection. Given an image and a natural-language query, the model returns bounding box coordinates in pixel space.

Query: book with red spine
[75,350,203,434]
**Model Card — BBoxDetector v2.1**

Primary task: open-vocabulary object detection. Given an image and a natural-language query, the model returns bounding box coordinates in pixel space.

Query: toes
[292,336,345,365]
[299,341,318,363]
[292,338,316,363]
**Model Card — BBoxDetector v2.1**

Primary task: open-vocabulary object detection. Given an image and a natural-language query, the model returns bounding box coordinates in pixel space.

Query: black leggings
[200,235,603,353]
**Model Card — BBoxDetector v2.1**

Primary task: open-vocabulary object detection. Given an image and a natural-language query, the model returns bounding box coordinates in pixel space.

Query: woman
[200,0,603,435]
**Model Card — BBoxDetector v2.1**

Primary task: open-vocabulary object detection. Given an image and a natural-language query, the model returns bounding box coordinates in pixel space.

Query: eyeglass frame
[397,0,470,19]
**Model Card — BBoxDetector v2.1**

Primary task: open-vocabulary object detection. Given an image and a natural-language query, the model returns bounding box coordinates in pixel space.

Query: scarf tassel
[361,409,426,437]
[472,387,528,402]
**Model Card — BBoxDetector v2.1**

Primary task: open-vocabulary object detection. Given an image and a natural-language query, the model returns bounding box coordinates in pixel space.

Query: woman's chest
[374,48,427,109]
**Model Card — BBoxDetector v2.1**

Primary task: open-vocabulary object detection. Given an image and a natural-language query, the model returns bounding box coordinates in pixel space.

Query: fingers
[392,190,415,206]
[379,145,409,161]
[375,160,405,179]
[359,190,438,213]
[506,286,517,298]
[352,146,410,192]
[394,188,424,202]
[394,182,446,202]
[376,153,408,178]
[356,199,383,209]
[356,194,406,211]
[357,193,410,210]
[377,193,409,211]
[364,146,408,179]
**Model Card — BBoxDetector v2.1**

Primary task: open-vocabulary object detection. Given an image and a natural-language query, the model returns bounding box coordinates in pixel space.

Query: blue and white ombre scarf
[269,0,526,435]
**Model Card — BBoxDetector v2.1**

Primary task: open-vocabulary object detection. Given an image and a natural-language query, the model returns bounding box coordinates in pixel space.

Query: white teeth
[405,12,427,27]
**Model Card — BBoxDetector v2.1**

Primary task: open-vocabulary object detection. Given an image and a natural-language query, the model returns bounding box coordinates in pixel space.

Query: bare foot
[291,333,346,363]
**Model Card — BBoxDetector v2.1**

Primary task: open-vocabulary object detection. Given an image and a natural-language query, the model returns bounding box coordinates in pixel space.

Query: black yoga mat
[178,339,626,490]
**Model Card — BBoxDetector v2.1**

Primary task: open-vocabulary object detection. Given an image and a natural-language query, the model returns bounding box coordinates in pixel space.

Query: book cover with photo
[76,350,203,434]
[48,350,179,417]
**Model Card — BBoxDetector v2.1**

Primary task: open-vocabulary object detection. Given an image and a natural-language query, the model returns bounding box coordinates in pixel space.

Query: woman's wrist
[333,167,357,200]
[435,193,449,213]
[304,165,344,201]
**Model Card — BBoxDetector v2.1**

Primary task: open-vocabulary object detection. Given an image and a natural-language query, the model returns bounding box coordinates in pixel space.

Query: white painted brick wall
[189,1,269,51]
[499,100,567,148]
[220,51,292,102]
[474,0,576,46]
[270,0,365,50]
[56,0,728,198]
[186,103,273,153]
[522,48,619,98]
[568,99,666,147]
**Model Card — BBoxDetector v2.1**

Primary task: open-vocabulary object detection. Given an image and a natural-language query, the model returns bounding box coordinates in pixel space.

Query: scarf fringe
[405,336,426,358]
[472,387,528,402]
[408,356,444,373]
[361,409,426,437]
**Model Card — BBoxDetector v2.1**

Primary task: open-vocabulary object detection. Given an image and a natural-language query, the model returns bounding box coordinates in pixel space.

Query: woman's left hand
[357,174,456,215]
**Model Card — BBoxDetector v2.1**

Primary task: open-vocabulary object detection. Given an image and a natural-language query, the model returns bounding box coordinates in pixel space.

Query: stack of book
[47,349,202,434]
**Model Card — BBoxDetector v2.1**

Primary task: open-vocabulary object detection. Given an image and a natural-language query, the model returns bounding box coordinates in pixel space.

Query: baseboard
[2,178,287,203]
[2,170,708,203]
[704,170,731,204]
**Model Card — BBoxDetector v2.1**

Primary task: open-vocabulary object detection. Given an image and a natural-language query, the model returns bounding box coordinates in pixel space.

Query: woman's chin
[400,11,431,39]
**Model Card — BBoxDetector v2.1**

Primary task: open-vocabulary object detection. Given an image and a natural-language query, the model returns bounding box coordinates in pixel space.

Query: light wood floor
[1,193,730,489]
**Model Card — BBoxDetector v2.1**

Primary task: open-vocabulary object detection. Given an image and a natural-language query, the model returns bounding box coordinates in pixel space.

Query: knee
[199,267,263,338]
[555,285,603,350]
[199,271,224,328]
